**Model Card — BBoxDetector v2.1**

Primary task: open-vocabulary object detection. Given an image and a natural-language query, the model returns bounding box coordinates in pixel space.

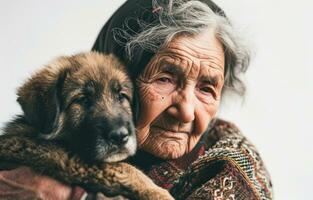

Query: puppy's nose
[109,127,129,145]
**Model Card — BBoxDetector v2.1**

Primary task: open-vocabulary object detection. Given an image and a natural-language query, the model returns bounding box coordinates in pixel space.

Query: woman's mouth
[150,126,190,140]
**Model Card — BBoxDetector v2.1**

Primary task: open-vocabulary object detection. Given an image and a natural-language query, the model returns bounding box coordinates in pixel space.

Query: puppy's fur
[6,52,136,164]
[0,52,173,199]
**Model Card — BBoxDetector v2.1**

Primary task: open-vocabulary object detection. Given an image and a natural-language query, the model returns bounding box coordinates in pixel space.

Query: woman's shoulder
[171,118,273,200]
[201,118,244,148]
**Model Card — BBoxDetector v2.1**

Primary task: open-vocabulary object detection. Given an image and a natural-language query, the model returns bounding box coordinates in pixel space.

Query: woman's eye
[196,85,217,102]
[200,86,212,94]
[151,74,177,95]
[156,77,173,84]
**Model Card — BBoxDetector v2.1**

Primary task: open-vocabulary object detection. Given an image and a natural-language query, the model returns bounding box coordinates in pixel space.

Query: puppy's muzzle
[108,126,130,145]
[94,115,137,163]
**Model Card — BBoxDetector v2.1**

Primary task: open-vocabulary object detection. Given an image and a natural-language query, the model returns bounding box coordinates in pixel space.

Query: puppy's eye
[71,96,89,106]
[118,92,129,103]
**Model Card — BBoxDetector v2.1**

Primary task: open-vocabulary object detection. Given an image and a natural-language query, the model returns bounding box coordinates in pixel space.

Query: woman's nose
[167,86,195,123]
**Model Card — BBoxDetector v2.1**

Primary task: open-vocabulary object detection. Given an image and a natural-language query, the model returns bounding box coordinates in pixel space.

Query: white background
[0,1,312,199]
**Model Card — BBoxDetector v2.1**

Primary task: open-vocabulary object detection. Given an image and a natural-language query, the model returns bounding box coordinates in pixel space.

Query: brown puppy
[0,52,174,200]
[12,52,136,163]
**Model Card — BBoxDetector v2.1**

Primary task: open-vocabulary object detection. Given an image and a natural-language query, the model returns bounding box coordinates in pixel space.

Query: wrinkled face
[57,55,136,163]
[136,29,225,159]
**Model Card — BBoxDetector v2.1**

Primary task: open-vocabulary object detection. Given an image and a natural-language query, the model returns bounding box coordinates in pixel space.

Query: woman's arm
[0,165,86,200]
[0,165,129,200]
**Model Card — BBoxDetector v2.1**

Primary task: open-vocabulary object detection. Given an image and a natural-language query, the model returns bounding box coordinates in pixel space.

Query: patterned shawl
[129,118,273,200]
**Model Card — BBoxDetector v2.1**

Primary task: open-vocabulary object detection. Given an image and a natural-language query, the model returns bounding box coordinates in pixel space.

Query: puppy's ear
[17,62,69,138]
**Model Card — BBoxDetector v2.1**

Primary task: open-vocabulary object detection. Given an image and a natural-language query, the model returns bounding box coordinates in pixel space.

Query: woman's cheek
[136,83,173,144]
[194,100,220,135]
[137,82,174,116]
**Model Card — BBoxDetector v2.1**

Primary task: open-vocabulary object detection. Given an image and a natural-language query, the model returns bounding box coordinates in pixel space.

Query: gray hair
[116,0,250,96]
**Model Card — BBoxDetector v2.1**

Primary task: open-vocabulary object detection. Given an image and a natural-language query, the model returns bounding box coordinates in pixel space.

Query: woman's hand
[0,166,86,200]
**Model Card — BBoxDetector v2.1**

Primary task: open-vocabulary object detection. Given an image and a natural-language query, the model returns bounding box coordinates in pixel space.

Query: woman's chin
[142,140,187,160]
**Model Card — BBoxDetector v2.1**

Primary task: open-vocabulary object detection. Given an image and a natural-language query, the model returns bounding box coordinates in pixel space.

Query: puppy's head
[17,52,136,163]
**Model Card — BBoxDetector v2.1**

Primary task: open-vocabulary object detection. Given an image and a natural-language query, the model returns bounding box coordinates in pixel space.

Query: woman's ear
[17,64,69,137]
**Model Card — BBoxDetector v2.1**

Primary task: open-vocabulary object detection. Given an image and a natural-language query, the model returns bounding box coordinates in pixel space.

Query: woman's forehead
[154,31,223,67]
[164,30,224,65]
[143,32,224,80]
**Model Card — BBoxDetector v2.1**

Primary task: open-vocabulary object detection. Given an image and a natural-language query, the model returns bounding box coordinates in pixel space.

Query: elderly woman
[0,0,272,199]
